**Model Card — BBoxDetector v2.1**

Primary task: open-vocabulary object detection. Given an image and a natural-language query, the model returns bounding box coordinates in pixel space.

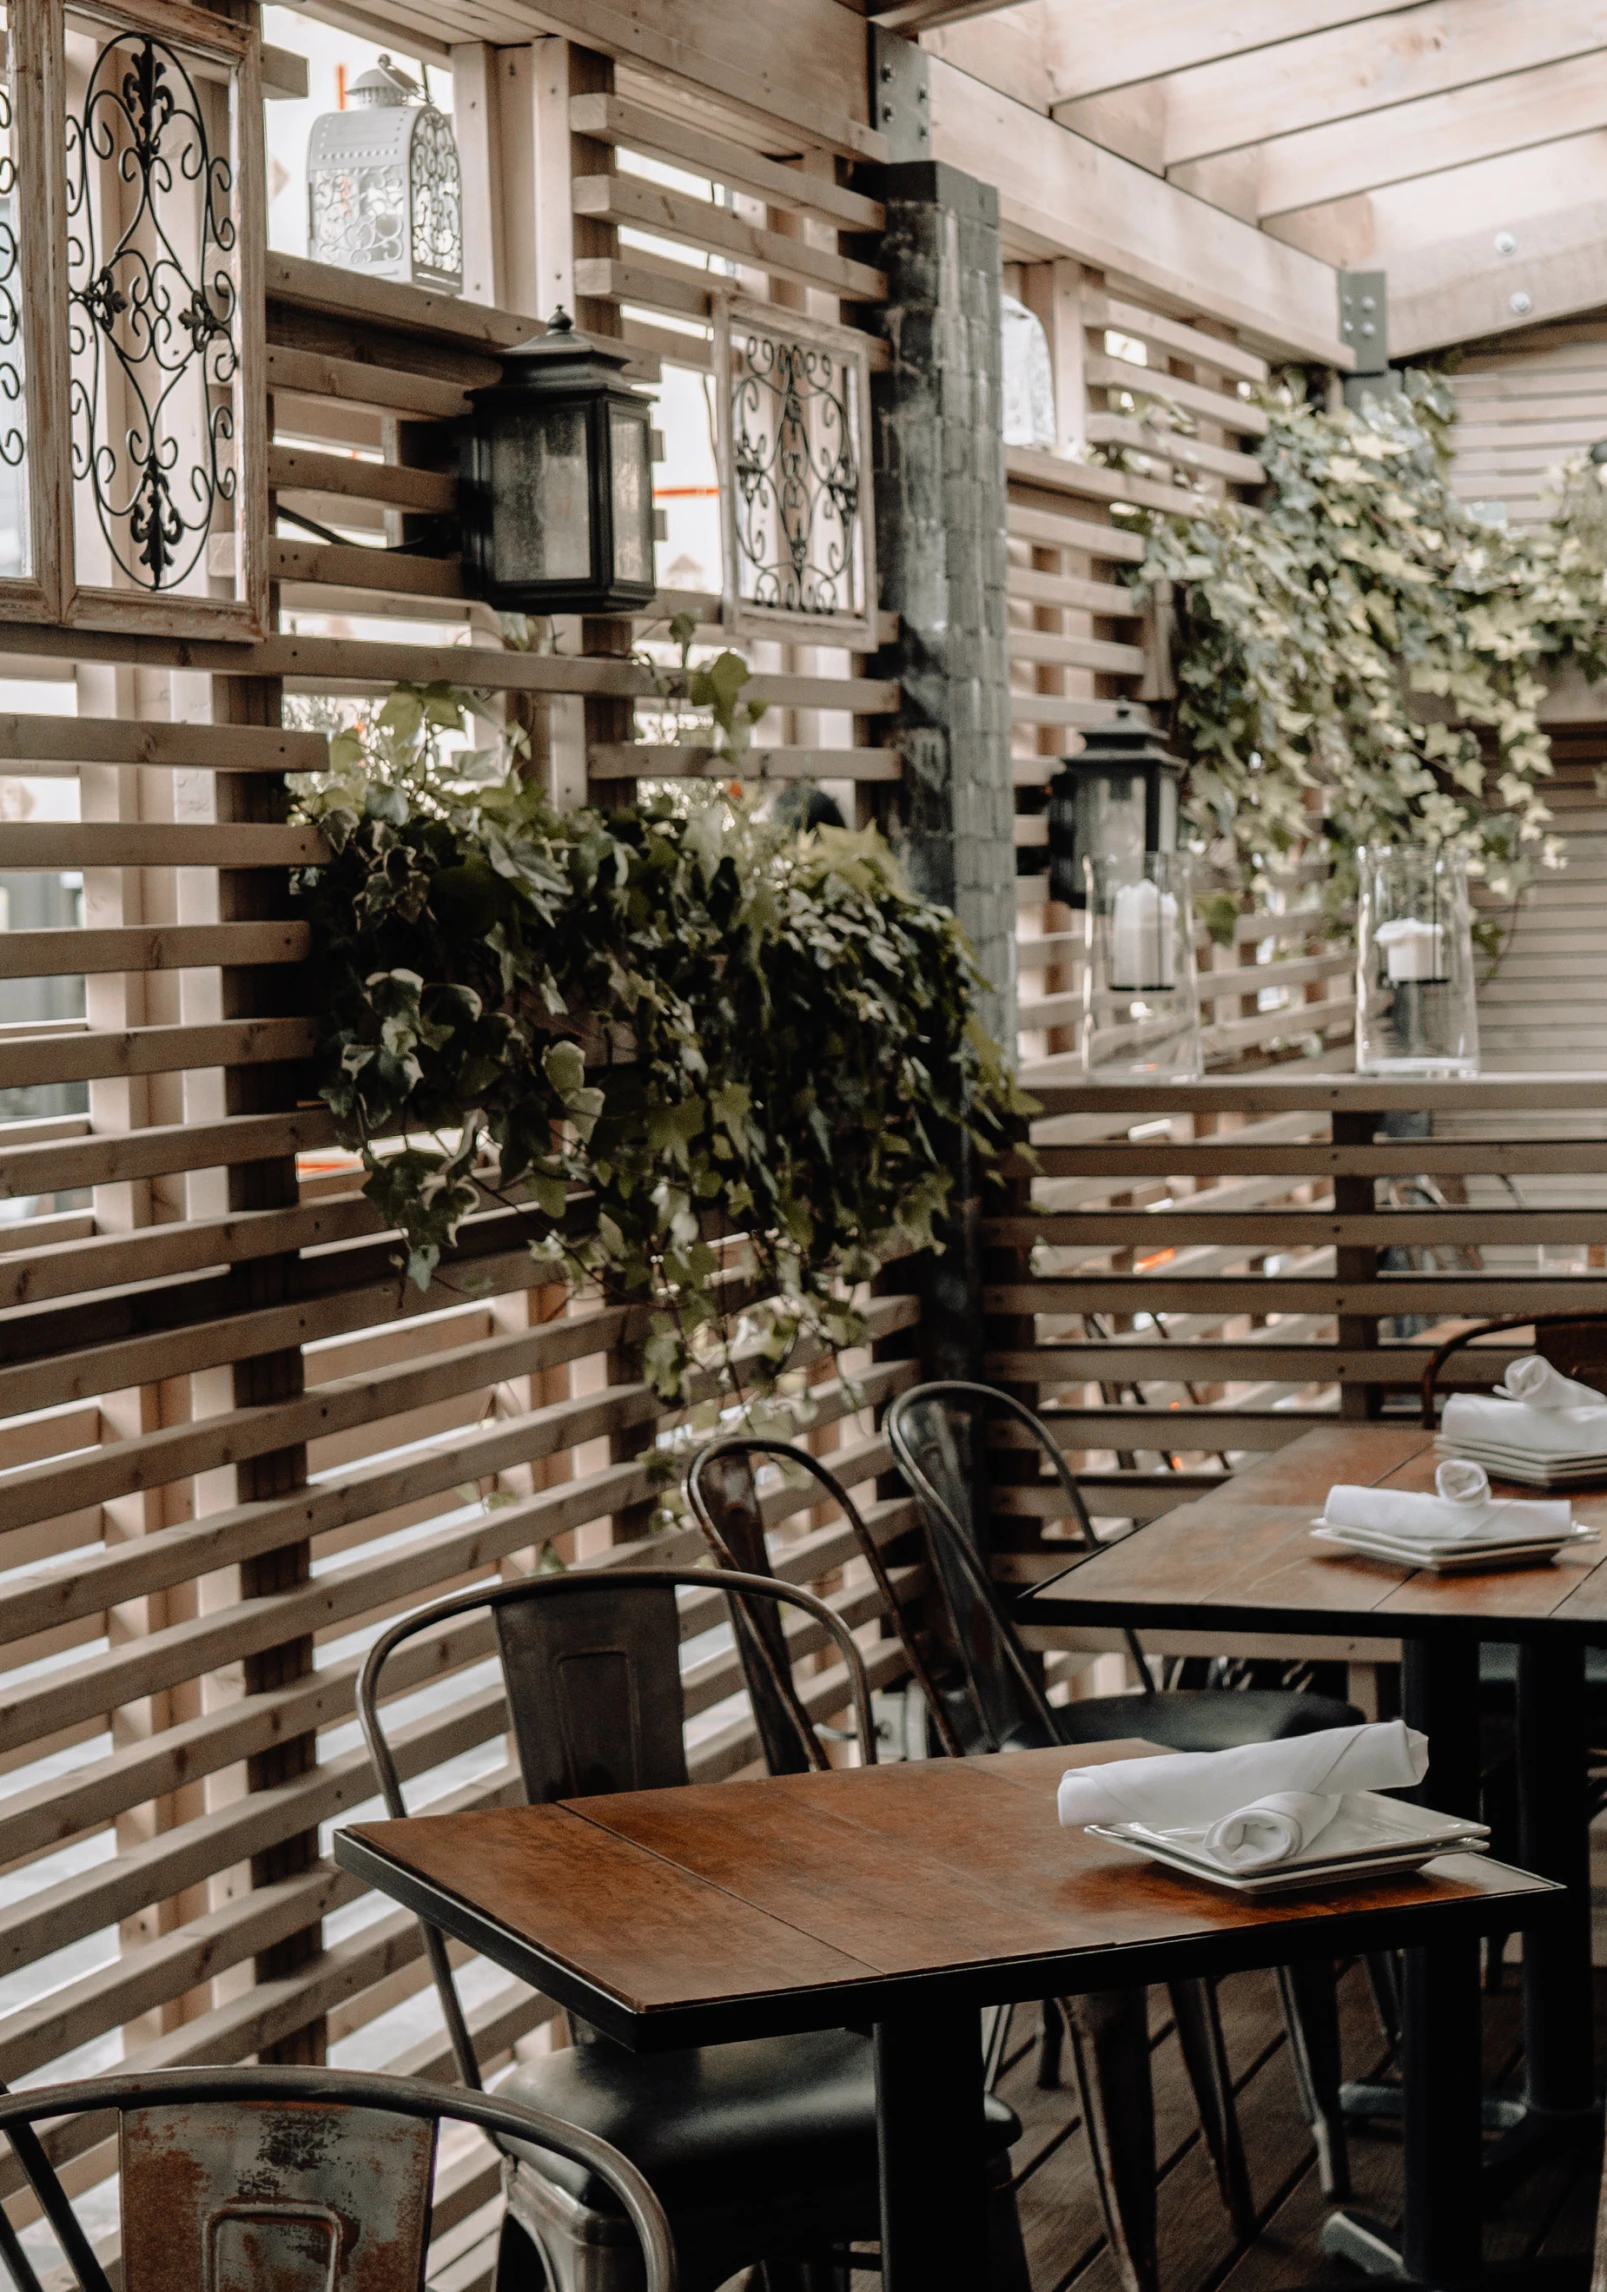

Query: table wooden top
[335,1741,1557,2048]
[1028,1423,1607,1641]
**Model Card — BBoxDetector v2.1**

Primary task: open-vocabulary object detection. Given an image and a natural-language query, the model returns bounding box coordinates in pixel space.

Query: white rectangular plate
[1087,1793,1489,1896]
[1310,1523,1594,1572]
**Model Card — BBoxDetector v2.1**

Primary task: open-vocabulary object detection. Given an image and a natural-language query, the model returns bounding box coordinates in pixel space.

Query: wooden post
[211,663,325,2063]
[1332,1107,1381,1422]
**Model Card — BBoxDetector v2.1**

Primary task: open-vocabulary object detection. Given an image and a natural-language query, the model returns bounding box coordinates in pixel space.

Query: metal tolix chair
[356,1565,1029,2292]
[688,1398,1363,2292]
[0,2064,672,2292]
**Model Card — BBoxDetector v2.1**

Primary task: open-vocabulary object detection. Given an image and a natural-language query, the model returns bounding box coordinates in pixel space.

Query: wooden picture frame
[0,0,67,622]
[715,296,876,653]
[47,0,267,640]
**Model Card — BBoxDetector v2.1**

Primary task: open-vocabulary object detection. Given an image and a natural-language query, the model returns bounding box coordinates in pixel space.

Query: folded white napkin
[1057,1719,1429,1850]
[1442,1390,1607,1460]
[1319,1460,1572,1544]
[1497,1355,1604,1410]
[1202,1790,1341,1871]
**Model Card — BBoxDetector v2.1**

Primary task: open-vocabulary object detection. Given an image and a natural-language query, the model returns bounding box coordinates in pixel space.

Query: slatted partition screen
[0,18,918,2275]
[0,687,925,2275]
[986,1072,1607,1560]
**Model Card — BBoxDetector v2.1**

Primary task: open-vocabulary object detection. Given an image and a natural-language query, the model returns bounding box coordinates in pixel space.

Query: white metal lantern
[306,55,462,293]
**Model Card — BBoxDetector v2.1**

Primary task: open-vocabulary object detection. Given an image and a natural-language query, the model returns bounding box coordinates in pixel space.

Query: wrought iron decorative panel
[719,303,873,644]
[64,14,246,602]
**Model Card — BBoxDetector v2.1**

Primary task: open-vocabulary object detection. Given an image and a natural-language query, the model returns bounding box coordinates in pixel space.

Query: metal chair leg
[1036,1997,1065,2090]
[983,2000,1014,2092]
[1275,1960,1351,2201]
[1063,1989,1158,2292]
[1365,1949,1402,2056]
[1168,1977,1255,2240]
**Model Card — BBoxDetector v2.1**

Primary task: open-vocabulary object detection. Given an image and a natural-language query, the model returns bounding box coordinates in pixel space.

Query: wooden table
[336,1739,1556,2292]
[1027,1421,1607,2261]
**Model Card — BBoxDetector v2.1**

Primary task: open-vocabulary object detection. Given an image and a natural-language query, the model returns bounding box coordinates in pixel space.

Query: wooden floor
[999,1960,1607,2292]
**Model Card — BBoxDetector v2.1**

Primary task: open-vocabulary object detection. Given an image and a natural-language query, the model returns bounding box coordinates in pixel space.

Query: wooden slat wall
[986,1073,1607,1563]
[0,34,910,2280]
[1447,312,1607,528]
[999,269,1352,1078]
[0,708,924,2276]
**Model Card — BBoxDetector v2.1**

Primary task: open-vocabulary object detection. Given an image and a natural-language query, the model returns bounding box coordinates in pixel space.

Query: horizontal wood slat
[566,93,886,232]
[0,715,323,769]
[268,444,458,511]
[571,173,887,301]
[0,823,330,868]
[0,1017,313,1092]
[0,922,309,980]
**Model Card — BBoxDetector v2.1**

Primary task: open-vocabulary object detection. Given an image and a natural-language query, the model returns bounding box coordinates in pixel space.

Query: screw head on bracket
[1494,230,1517,256]
[1510,289,1533,315]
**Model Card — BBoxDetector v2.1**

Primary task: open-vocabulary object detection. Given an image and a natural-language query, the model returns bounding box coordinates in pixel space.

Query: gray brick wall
[871,160,1016,1050]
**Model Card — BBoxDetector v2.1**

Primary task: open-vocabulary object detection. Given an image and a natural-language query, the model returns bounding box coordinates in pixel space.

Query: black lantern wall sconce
[461,309,656,616]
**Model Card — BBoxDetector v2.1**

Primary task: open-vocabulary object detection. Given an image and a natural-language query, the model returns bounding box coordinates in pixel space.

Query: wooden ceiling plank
[1390,196,1607,355]
[1170,50,1607,225]
[928,55,1351,366]
[1052,0,1607,177]
[924,0,1406,111]
[1267,132,1607,267]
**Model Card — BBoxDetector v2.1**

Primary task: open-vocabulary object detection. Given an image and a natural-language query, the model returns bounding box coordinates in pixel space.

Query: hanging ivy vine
[1130,369,1607,936]
[289,671,1024,1413]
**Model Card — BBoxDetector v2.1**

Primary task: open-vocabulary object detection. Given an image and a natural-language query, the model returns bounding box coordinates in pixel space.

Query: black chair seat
[502,2029,1019,2213]
[1054,1689,1363,1752]
[501,2029,1021,2286]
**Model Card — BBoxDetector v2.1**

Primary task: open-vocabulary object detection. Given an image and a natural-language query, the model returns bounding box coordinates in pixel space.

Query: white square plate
[1088,1792,1489,1896]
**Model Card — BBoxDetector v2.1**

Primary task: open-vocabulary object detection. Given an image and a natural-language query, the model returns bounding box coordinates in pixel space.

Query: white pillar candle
[1110,878,1177,989]
[1376,917,1444,982]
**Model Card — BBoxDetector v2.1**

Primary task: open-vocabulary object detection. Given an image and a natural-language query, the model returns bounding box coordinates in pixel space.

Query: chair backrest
[0,2064,674,2292]
[886,1382,1153,1755]
[356,1567,876,2088]
[1420,1312,1607,1427]
[687,1437,967,1761]
[682,1444,822,1777]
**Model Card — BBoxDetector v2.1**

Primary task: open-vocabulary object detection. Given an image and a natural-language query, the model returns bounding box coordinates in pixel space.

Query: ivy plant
[1131,370,1607,938]
[290,682,1025,1411]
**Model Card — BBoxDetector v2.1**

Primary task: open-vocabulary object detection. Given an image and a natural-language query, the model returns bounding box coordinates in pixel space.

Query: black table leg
[875,2005,988,2292]
[1405,1634,1483,1820]
[1323,1634,1487,2280]
[1516,1639,1594,2117]
[1401,1934,1485,2283]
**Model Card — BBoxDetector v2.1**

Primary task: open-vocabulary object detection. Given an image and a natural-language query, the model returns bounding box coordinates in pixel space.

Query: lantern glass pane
[488,403,591,586]
[609,408,653,588]
[1074,768,1146,872]
[1154,772,1178,854]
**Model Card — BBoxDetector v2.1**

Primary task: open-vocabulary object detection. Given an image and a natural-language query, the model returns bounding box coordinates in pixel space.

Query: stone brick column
[871,158,1016,1050]
[869,156,1016,1382]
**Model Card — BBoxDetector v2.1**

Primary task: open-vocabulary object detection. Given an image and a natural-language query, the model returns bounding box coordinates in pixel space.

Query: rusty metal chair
[356,1566,1028,2292]
[686,1408,1360,2292]
[0,2063,673,2292]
